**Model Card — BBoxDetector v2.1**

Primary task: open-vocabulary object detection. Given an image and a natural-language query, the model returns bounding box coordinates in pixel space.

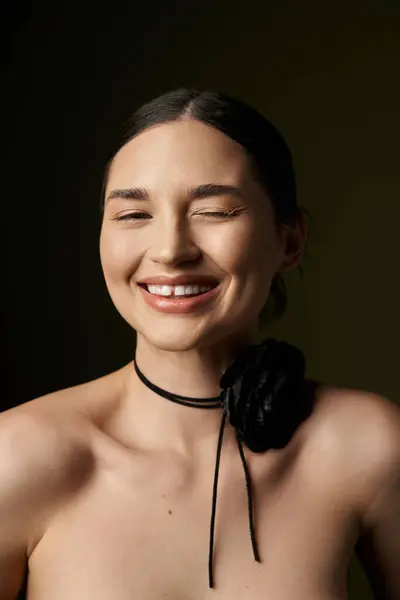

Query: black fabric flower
[219,338,314,452]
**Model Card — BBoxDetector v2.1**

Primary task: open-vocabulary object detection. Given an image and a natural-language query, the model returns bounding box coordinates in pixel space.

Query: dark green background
[3,1,399,598]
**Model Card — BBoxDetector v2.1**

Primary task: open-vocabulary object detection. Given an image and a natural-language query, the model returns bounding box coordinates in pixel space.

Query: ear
[277,212,307,273]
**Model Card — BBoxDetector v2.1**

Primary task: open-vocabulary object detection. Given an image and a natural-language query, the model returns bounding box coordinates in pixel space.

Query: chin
[135,320,251,355]
[137,330,207,353]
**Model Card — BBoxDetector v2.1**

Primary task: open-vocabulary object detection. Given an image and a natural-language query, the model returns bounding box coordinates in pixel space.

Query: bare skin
[2,118,399,599]
[3,364,399,600]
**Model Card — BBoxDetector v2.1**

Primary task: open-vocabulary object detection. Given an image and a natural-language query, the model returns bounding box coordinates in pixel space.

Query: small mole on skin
[162,494,166,499]
[168,509,172,515]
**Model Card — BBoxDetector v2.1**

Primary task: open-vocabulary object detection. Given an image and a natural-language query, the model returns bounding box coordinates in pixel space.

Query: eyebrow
[105,183,244,204]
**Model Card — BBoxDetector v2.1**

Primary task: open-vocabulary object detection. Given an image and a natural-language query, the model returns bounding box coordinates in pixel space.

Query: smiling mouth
[138,283,219,298]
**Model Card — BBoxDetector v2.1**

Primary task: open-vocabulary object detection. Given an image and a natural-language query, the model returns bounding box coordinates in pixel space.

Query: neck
[117,331,258,459]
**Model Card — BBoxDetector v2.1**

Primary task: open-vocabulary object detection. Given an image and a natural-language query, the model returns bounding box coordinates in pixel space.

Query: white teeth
[146,284,214,297]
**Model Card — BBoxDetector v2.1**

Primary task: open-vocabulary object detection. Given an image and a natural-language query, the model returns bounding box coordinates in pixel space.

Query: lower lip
[138,284,221,313]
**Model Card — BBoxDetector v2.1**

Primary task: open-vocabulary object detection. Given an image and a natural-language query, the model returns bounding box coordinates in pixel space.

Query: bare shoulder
[0,405,92,562]
[305,383,400,500]
[9,363,128,423]
[0,362,128,461]
[311,384,400,453]
[0,365,128,556]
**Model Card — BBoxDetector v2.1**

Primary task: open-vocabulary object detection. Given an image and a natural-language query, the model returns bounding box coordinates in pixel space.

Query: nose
[148,216,201,266]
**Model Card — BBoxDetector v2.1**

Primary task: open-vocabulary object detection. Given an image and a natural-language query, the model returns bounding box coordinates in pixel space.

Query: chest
[27,443,358,600]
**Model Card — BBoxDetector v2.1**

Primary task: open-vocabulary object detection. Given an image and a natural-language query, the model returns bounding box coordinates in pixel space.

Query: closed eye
[195,211,233,218]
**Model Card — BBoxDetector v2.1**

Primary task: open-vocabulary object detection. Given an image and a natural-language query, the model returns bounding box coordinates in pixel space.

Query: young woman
[1,89,399,600]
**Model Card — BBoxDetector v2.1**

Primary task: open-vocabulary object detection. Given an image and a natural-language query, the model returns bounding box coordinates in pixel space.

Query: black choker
[133,338,313,589]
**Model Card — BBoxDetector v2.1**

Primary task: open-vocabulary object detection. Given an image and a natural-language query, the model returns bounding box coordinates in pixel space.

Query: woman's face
[100,119,298,351]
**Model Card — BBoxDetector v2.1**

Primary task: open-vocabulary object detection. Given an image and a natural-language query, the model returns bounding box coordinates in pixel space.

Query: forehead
[107,119,253,192]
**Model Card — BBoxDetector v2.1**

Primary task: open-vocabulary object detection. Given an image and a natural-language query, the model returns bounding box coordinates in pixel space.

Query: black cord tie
[133,358,260,589]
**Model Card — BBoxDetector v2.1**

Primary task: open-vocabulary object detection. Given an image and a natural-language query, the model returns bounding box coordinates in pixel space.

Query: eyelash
[113,211,234,222]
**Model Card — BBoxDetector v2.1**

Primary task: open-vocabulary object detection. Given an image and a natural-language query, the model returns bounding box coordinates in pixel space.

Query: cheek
[225,221,281,310]
[220,220,280,277]
[99,227,141,281]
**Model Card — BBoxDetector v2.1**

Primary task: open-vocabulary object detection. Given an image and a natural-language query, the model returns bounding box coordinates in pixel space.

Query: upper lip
[137,274,220,286]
